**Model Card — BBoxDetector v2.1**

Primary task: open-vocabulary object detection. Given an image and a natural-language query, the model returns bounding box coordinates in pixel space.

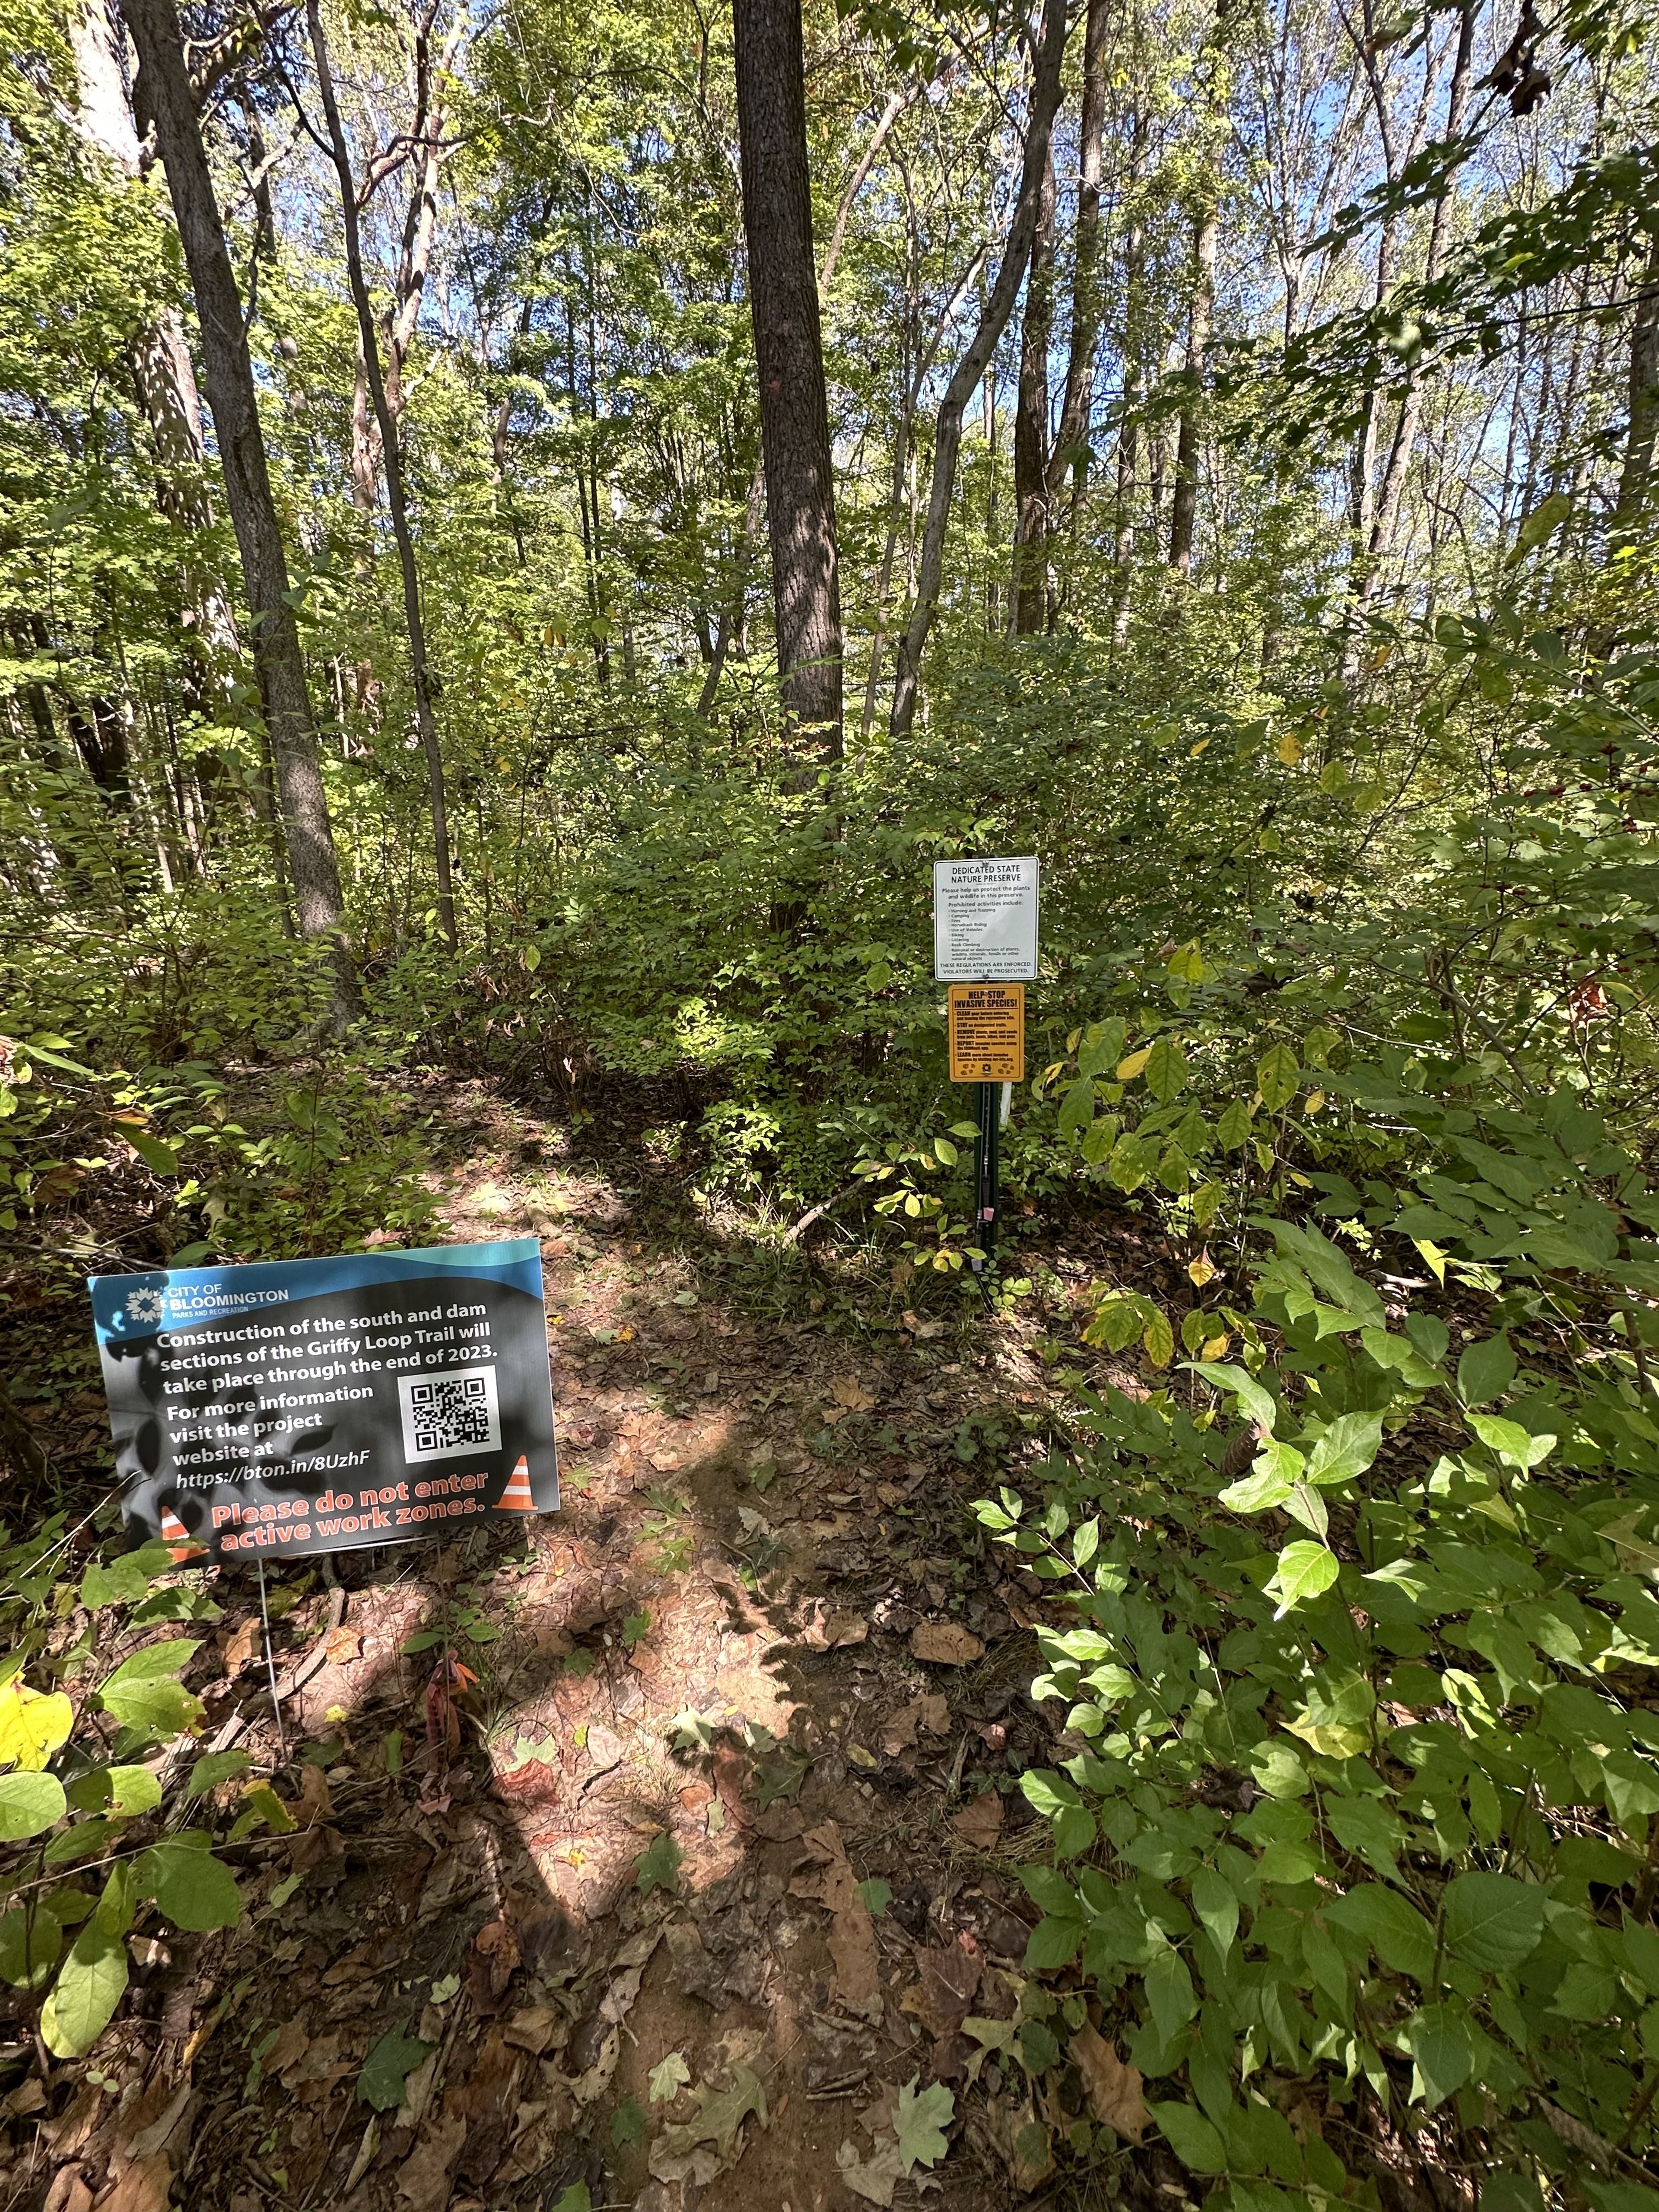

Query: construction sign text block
[948,983,1026,1084]
[90,1239,559,1564]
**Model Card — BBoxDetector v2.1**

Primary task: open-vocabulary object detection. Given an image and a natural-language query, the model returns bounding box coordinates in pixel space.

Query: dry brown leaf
[43,2171,92,2212]
[918,1693,951,1733]
[222,1620,259,1678]
[647,1449,682,1472]
[830,1376,877,1412]
[789,1822,882,2021]
[502,2006,559,2056]
[397,2113,466,2212]
[950,1791,1005,1847]
[91,2155,172,2212]
[910,1623,984,1666]
[900,1935,982,2039]
[1069,2022,1147,2142]
[292,1763,331,1827]
[324,1625,363,1665]
[266,2018,310,2083]
[880,1703,920,1757]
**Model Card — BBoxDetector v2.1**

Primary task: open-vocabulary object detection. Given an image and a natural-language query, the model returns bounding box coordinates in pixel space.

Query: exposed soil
[0,1078,1158,2212]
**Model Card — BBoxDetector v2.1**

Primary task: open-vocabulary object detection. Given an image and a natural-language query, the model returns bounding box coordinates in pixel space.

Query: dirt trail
[20,1082,1096,2212]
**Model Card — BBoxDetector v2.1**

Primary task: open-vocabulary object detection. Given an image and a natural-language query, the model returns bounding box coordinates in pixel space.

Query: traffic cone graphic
[160,1505,206,1563]
[497,1456,535,1512]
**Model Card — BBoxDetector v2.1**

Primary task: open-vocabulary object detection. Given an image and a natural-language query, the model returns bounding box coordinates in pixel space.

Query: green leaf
[124,1128,179,1176]
[1405,2003,1476,2110]
[1468,1413,1554,1468]
[0,1904,61,1989]
[1058,1078,1096,1136]
[1256,1044,1302,1111]
[933,1135,958,1166]
[1265,1540,1339,1616]
[612,2096,647,2149]
[1284,1669,1375,1758]
[139,1838,243,1931]
[1324,1793,1404,1878]
[1149,2101,1227,2175]
[635,1834,682,1895]
[358,2021,432,2110]
[1145,1946,1196,2044]
[1144,1036,1189,1103]
[0,1678,73,1771]
[1306,1412,1383,1487]
[1190,1361,1277,1433]
[182,1749,252,1798]
[40,1919,128,2056]
[99,1679,204,1738]
[1025,1914,1083,1969]
[1457,1334,1517,1406]
[894,2076,953,2170]
[100,1640,199,1689]
[857,1877,892,1917]
[1515,490,1571,550]
[105,1766,162,1818]
[548,2190,591,2212]
[1442,1871,1545,1972]
[1217,1098,1255,1149]
[1142,1308,1174,1369]
[1077,1018,1127,1079]
[0,1770,65,1840]
[1326,1883,1436,1981]
[650,2051,691,2102]
[1221,1439,1301,1514]
[1190,1865,1239,1959]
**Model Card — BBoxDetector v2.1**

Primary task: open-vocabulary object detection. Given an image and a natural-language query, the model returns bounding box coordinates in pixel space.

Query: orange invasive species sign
[947,983,1025,1083]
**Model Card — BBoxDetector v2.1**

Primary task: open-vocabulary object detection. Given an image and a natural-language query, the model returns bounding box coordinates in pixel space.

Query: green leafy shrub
[0,1531,270,2059]
[981,1133,1659,2202]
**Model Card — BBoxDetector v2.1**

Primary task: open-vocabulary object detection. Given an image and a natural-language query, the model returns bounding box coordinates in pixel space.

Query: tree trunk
[890,0,1068,736]
[121,0,358,1016]
[1169,198,1217,576]
[1111,111,1148,649]
[308,0,458,954]
[733,0,844,760]
[1616,239,1659,529]
[1011,146,1056,635]
[1044,0,1111,568]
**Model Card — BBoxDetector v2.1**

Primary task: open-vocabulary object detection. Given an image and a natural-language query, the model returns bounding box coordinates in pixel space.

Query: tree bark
[890,0,1068,736]
[1011,146,1056,634]
[733,0,843,760]
[1045,0,1111,519]
[1168,197,1216,576]
[1615,239,1659,529]
[121,0,358,1015]
[307,0,458,954]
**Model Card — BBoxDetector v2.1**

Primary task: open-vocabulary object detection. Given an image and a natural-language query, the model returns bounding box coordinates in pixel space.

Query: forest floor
[3,1074,1201,2212]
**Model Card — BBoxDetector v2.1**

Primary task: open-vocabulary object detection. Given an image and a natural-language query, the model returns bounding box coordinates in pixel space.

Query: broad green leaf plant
[0,1531,267,2059]
[979,1165,1659,2206]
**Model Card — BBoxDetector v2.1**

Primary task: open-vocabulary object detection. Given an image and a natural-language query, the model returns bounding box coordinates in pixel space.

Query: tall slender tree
[1010,146,1056,634]
[732,0,844,760]
[121,0,358,1017]
[305,0,458,954]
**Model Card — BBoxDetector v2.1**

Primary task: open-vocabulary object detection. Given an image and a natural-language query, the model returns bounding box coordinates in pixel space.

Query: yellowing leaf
[0,1680,73,1772]
[1187,1255,1217,1287]
[1304,1090,1326,1115]
[1116,1046,1152,1082]
[1189,737,1211,757]
[1277,731,1303,766]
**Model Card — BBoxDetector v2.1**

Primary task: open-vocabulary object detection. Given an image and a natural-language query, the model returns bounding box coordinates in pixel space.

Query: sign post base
[970,1078,1001,1274]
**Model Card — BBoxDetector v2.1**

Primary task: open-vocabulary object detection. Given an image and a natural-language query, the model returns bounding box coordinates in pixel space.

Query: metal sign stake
[971,1077,1001,1273]
[256,1554,287,1761]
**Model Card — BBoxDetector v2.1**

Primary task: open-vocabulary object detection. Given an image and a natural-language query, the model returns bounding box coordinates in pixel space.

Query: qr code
[397,1367,501,1464]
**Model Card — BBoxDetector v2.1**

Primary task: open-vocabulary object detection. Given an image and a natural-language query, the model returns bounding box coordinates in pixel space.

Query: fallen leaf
[950,1792,1004,1847]
[293,1764,331,1827]
[266,2018,310,2084]
[910,1623,984,1666]
[790,1822,882,2021]
[918,1693,950,1733]
[895,2075,954,2169]
[901,1936,981,2040]
[324,1626,363,1665]
[222,1620,260,1678]
[830,1377,877,1413]
[586,1723,624,1773]
[880,1703,919,1757]
[44,2173,92,2212]
[397,2113,466,2212]
[647,1449,682,1471]
[502,2006,559,2056]
[649,2051,691,2103]
[836,2137,907,2207]
[92,2154,172,2212]
[1069,2022,1147,2142]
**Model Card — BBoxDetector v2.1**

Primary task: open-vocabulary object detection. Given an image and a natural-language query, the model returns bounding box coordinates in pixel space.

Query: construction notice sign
[89,1239,558,1564]
[933,856,1039,981]
[949,983,1026,1083]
